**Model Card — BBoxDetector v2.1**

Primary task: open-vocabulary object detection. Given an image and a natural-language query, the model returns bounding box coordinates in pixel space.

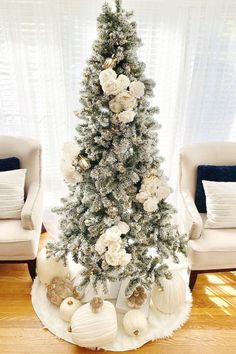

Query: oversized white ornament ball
[152,272,186,314]
[71,300,117,348]
[59,297,81,322]
[123,309,148,337]
[36,247,69,285]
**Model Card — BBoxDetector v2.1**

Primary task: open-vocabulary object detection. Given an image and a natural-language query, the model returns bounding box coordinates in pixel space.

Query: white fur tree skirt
[31,275,192,351]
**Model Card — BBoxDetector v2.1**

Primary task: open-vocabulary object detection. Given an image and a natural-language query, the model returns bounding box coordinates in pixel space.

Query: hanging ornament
[107,205,119,218]
[117,163,126,173]
[102,54,117,69]
[126,286,147,309]
[77,155,91,171]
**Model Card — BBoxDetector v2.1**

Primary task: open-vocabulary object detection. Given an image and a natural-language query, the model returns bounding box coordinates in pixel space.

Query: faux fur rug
[31,272,192,351]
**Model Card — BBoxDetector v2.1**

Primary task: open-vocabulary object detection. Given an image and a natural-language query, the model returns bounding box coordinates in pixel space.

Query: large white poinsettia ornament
[95,222,131,267]
[136,169,171,212]
[99,66,145,124]
[61,142,83,184]
[99,68,130,95]
[129,81,145,98]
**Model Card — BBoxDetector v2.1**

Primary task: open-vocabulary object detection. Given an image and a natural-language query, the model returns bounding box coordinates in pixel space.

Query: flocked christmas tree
[46,0,187,299]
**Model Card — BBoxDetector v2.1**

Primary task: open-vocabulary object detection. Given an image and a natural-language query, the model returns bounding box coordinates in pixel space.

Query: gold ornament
[102,54,117,69]
[77,155,91,171]
[107,205,119,218]
[117,163,125,173]
[127,286,147,309]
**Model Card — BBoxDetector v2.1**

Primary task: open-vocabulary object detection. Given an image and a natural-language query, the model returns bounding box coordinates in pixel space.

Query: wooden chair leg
[27,259,37,280]
[189,270,198,291]
[41,223,46,233]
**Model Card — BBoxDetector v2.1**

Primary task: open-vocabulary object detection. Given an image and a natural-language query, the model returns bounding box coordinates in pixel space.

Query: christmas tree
[46,0,187,299]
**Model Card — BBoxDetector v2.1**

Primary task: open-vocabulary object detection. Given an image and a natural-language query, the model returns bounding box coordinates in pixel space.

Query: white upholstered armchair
[0,136,43,279]
[179,142,236,290]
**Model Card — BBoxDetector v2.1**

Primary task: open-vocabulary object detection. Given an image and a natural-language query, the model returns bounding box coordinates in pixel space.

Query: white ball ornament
[71,297,118,348]
[123,310,148,337]
[36,248,69,285]
[151,272,186,314]
[59,297,81,322]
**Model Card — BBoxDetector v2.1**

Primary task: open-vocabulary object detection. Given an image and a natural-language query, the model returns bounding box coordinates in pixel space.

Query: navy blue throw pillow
[0,157,20,172]
[195,165,236,213]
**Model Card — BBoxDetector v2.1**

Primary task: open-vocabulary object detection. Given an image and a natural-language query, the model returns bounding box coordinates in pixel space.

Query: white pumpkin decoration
[152,272,186,314]
[71,298,117,348]
[59,297,81,322]
[123,309,148,337]
[36,247,69,285]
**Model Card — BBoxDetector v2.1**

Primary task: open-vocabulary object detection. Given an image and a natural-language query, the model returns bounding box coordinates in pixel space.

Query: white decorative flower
[108,242,121,253]
[101,80,120,95]
[118,110,135,124]
[143,197,158,212]
[129,81,145,98]
[95,237,106,255]
[155,185,171,200]
[149,168,159,176]
[109,98,123,113]
[117,221,130,234]
[105,248,131,267]
[105,225,122,242]
[136,191,149,203]
[99,68,117,85]
[105,250,120,266]
[62,142,81,162]
[145,177,161,194]
[118,249,132,266]
[61,161,83,184]
[116,74,130,91]
[115,91,136,110]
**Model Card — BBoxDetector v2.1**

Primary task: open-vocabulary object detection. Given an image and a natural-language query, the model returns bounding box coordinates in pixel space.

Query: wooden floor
[0,234,236,354]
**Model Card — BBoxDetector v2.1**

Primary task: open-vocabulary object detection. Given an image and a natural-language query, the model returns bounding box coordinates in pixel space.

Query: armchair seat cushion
[188,214,236,270]
[0,219,40,260]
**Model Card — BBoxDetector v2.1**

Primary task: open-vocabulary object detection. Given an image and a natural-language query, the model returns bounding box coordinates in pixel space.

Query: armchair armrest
[179,190,203,240]
[21,182,43,231]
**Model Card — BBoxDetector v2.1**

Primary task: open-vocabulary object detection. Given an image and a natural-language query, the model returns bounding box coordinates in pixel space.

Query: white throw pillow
[0,169,27,219]
[203,180,236,228]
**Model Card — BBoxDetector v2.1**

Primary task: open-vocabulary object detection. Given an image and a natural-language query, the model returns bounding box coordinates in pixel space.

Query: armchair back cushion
[0,136,41,195]
[180,142,236,199]
[0,157,20,171]
[0,169,26,219]
[195,165,236,213]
